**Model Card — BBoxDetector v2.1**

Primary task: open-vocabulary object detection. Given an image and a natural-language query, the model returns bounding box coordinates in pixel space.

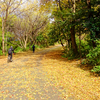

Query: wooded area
[0,0,100,72]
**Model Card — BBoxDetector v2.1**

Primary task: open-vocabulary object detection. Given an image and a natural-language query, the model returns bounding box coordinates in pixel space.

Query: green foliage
[0,50,3,55]
[84,17,100,40]
[63,36,90,60]
[82,40,100,66]
[83,4,100,40]
[62,46,78,60]
[33,45,39,49]
[48,25,59,45]
[36,34,49,47]
[76,38,90,57]
[22,46,30,51]
[14,47,23,53]
[91,65,100,73]
[81,59,87,65]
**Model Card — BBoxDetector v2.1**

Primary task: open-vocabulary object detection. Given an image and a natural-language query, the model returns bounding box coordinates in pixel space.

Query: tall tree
[0,0,28,54]
[70,0,78,54]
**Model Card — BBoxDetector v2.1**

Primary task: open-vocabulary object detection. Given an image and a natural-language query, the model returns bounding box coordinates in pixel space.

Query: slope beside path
[41,46,100,100]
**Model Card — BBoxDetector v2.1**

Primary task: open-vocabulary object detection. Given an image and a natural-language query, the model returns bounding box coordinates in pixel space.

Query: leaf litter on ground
[0,46,100,100]
[41,48,100,100]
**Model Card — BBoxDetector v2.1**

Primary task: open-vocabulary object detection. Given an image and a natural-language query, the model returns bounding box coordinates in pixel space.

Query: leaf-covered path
[0,45,100,100]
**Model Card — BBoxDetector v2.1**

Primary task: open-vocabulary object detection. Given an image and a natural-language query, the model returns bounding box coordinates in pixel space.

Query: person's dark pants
[33,49,35,52]
[8,53,12,60]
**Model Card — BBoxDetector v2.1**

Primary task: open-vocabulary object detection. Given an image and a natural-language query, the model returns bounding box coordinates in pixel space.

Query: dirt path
[0,45,100,100]
[0,45,66,100]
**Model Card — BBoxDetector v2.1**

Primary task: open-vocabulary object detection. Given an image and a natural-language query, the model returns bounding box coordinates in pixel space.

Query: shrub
[0,50,3,55]
[76,38,90,57]
[85,40,100,65]
[62,46,78,60]
[81,39,100,73]
[91,65,100,73]
[14,47,23,53]
[81,59,87,64]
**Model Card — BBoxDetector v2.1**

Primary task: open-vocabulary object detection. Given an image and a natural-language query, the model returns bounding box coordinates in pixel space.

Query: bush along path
[0,45,100,100]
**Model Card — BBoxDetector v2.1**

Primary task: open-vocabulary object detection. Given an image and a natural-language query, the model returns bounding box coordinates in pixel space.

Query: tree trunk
[79,29,82,63]
[24,40,26,49]
[70,25,78,54]
[6,32,7,52]
[78,0,81,2]
[58,0,62,11]
[87,0,91,9]
[60,39,64,49]
[70,0,78,54]
[68,0,71,8]
[72,0,75,13]
[87,0,92,19]
[2,18,5,54]
[68,38,71,48]
[2,6,8,54]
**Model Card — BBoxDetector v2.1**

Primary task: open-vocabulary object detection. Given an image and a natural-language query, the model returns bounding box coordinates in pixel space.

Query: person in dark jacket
[32,45,35,53]
[8,46,14,61]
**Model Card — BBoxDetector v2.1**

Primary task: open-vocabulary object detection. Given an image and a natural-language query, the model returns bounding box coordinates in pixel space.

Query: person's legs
[33,48,35,52]
[8,53,11,61]
[8,53,11,58]
[10,53,12,60]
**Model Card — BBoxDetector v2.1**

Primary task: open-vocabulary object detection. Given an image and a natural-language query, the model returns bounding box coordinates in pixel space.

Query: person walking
[32,45,35,53]
[8,46,14,61]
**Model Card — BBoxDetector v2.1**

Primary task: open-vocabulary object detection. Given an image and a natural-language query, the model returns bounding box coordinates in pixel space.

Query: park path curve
[0,45,68,100]
[1,45,100,100]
